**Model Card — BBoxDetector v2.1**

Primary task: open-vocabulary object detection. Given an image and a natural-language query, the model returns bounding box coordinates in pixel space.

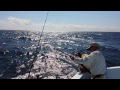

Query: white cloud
[8,16,32,25]
[0,16,120,32]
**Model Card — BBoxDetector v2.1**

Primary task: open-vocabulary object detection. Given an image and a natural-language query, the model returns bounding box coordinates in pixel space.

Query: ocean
[0,30,120,79]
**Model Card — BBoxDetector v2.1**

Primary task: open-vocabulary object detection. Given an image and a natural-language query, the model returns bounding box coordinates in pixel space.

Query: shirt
[73,50,106,75]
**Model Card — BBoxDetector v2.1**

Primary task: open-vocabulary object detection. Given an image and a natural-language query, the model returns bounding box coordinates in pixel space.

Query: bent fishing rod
[55,48,91,74]
[27,11,49,78]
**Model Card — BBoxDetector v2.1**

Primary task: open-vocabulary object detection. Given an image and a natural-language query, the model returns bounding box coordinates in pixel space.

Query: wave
[0,31,120,78]
[17,36,32,41]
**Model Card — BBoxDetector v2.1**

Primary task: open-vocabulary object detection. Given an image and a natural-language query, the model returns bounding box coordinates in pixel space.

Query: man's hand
[75,53,82,58]
[70,56,75,60]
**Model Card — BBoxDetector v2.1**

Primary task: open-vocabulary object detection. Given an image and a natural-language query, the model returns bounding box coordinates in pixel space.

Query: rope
[27,11,49,79]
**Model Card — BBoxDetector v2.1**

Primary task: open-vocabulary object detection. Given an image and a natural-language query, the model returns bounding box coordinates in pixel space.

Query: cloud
[44,24,120,32]
[0,17,39,31]
[8,16,32,25]
[0,16,120,32]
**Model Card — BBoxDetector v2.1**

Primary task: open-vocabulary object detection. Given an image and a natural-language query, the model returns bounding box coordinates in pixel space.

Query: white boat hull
[71,66,120,79]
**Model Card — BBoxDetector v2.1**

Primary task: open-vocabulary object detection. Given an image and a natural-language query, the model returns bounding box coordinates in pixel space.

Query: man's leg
[80,72,91,79]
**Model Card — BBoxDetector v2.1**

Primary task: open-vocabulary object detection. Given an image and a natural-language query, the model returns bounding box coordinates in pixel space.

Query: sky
[0,11,120,32]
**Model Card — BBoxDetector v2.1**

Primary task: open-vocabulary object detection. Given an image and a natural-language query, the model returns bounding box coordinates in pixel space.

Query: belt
[91,74,105,79]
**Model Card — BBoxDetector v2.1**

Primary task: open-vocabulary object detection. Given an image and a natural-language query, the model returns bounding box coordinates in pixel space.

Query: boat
[71,66,120,79]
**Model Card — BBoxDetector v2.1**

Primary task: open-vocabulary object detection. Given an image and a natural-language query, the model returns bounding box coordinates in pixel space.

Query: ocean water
[0,30,120,79]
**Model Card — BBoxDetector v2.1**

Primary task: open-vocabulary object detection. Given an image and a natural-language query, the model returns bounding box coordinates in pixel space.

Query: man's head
[87,43,100,52]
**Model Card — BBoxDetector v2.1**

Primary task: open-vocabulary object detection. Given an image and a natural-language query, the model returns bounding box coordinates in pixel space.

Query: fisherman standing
[70,43,107,79]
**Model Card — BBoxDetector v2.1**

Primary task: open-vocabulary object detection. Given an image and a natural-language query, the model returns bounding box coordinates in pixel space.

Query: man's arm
[70,52,96,65]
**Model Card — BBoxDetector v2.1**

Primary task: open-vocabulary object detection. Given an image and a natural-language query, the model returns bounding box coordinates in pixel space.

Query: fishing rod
[27,11,49,78]
[54,48,91,74]
[37,11,49,52]
[55,48,75,57]
[54,33,91,74]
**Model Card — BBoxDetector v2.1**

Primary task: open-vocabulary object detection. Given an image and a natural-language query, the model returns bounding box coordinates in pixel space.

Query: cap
[86,43,100,50]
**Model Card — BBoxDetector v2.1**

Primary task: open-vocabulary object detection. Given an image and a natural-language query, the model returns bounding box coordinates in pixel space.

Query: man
[70,43,107,79]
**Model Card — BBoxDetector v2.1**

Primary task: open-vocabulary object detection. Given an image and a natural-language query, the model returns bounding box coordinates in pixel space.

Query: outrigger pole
[27,11,49,78]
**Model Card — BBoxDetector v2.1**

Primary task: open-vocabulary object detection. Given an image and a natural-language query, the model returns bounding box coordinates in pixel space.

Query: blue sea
[0,30,120,79]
